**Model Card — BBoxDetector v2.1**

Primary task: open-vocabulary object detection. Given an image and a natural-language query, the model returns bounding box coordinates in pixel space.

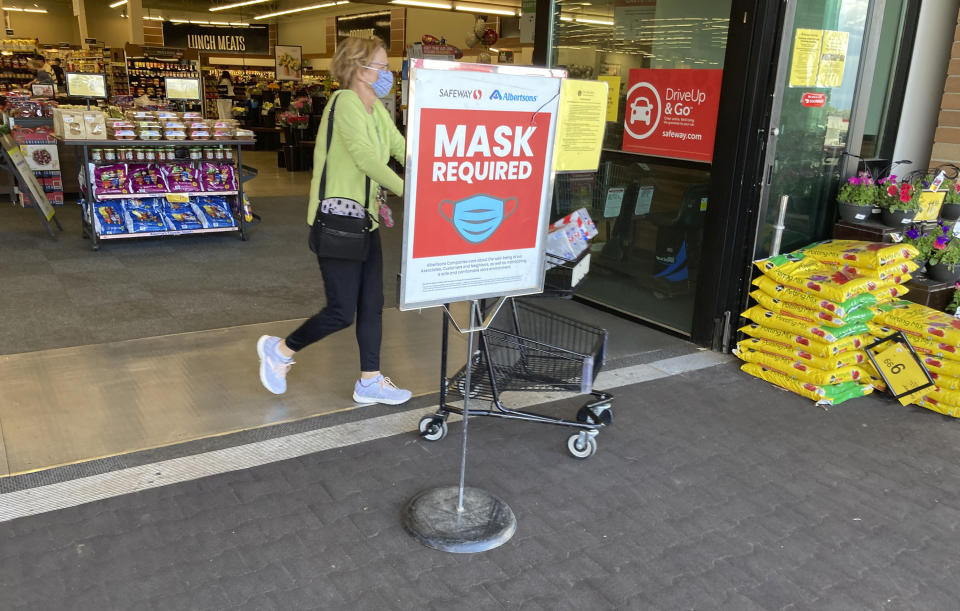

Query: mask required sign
[399,60,563,310]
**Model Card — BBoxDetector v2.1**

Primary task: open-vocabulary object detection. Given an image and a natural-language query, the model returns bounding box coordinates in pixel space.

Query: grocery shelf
[94,191,238,201]
[98,225,239,240]
[60,139,256,147]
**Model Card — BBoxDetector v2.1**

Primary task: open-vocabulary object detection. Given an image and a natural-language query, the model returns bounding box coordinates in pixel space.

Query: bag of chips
[873,300,960,348]
[200,163,237,192]
[740,323,867,358]
[93,163,130,196]
[162,200,204,231]
[127,164,168,194]
[735,346,871,386]
[736,338,867,370]
[161,163,201,193]
[192,196,236,228]
[125,198,166,233]
[749,290,874,328]
[93,201,127,235]
[755,254,912,304]
[740,362,874,405]
[799,240,918,270]
[741,306,869,344]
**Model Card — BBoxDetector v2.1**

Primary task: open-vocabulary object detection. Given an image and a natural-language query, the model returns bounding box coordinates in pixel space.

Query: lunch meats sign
[162,22,270,54]
[621,68,722,163]
[400,60,562,310]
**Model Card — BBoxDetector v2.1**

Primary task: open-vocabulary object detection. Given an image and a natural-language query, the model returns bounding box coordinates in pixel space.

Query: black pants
[285,230,383,371]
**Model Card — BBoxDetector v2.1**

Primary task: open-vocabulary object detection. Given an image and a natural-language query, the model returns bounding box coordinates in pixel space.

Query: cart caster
[577,403,612,426]
[419,416,448,441]
[567,431,598,459]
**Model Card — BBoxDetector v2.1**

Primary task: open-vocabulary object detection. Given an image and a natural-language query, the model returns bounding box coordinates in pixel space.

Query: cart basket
[448,300,607,400]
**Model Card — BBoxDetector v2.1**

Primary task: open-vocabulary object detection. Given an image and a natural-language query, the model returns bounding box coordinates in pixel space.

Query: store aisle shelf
[94,191,239,200]
[97,226,239,240]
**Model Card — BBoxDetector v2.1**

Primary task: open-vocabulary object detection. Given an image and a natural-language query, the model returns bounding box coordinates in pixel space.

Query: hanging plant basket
[837,202,871,223]
[927,262,960,283]
[881,208,917,227]
[941,202,960,221]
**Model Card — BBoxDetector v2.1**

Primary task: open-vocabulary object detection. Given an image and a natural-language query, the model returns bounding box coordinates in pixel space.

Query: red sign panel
[621,68,723,163]
[801,92,827,107]
[412,108,552,259]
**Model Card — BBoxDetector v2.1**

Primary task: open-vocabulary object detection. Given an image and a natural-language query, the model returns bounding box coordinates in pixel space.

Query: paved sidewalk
[3,360,960,609]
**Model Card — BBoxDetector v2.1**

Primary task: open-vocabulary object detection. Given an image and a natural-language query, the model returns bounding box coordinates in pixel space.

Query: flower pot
[942,202,960,221]
[837,202,871,223]
[914,259,927,276]
[881,208,917,227]
[927,262,960,283]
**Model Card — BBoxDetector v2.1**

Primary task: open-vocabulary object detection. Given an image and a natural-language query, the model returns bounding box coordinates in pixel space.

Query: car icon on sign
[631,96,653,125]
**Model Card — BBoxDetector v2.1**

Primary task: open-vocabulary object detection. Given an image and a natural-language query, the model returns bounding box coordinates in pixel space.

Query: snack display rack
[61,138,255,250]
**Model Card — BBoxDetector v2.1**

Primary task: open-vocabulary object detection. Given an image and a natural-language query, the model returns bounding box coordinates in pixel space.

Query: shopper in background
[27,58,54,88]
[257,36,410,404]
[50,58,65,88]
[216,71,234,120]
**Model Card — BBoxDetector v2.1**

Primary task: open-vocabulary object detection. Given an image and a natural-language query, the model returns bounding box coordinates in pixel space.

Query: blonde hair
[332,36,385,87]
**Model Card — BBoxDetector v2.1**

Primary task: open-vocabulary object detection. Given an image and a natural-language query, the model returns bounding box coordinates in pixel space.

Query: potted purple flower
[902,224,935,274]
[927,225,960,282]
[836,172,877,223]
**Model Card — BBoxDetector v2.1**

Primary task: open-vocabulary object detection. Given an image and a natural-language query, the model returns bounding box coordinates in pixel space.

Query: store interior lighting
[2,6,48,11]
[455,4,517,16]
[253,0,349,20]
[209,0,271,11]
[108,0,127,7]
[389,0,453,8]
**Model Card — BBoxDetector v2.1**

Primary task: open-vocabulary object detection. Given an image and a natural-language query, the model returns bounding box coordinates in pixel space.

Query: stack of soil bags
[736,240,918,406]
[869,300,960,417]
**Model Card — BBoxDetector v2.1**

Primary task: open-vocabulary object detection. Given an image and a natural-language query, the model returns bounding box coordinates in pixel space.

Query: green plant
[878,175,920,212]
[837,172,878,206]
[944,178,960,205]
[928,230,960,266]
[902,224,936,261]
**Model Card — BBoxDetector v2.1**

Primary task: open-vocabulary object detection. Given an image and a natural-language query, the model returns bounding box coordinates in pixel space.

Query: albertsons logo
[489,89,537,103]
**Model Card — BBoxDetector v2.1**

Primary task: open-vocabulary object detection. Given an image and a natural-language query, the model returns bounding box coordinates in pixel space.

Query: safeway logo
[473,89,482,100]
[489,90,503,101]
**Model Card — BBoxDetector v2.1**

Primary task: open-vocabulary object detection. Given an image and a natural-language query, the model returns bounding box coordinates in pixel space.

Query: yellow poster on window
[553,78,608,172]
[789,28,823,87]
[915,190,946,221]
[598,75,621,122]
[816,30,849,88]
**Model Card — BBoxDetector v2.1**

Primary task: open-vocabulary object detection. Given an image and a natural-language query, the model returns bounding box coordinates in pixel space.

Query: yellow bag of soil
[752,276,906,318]
[741,306,869,344]
[740,324,867,358]
[918,355,960,379]
[873,300,960,348]
[740,362,874,405]
[735,347,871,385]
[867,324,960,361]
[800,240,919,270]
[749,290,874,328]
[755,254,912,304]
[913,396,960,418]
[736,338,868,370]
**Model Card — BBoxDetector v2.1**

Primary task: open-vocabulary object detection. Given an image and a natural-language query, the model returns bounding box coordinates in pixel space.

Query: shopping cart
[418,297,614,459]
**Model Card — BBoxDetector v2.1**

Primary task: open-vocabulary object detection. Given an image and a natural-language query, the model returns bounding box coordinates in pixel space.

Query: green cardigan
[307,89,406,230]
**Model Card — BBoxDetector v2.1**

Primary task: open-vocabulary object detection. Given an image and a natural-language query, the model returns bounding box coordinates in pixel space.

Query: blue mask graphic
[439,195,518,244]
[371,69,393,98]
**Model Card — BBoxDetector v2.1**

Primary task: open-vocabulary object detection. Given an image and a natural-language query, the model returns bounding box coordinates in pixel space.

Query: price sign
[866,332,933,405]
[165,193,190,203]
[915,190,946,222]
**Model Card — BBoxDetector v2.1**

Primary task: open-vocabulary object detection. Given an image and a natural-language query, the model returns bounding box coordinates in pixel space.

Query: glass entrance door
[754,0,874,258]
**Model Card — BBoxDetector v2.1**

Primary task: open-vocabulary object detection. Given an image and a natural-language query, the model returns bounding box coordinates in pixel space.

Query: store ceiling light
[209,0,270,12]
[253,1,349,20]
[575,17,613,25]
[390,0,452,8]
[143,15,164,20]
[455,4,517,15]
[109,0,127,7]
[3,6,48,11]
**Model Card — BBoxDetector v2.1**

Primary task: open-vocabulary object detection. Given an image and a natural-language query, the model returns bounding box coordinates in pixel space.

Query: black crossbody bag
[308,95,372,261]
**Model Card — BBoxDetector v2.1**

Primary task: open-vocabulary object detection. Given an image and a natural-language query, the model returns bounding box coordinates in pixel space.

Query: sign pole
[455,300,477,513]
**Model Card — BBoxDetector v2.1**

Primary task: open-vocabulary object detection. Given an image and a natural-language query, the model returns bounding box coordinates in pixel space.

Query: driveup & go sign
[621,68,722,163]
[400,60,563,310]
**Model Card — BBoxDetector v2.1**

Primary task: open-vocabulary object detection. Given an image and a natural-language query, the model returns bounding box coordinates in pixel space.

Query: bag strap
[318,92,372,216]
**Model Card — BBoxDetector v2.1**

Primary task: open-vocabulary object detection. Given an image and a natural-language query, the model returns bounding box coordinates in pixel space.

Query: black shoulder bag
[308,94,372,261]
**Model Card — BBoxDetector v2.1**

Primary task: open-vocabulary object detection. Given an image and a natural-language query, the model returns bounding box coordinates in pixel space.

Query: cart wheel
[567,433,597,459]
[419,416,448,441]
[577,404,613,426]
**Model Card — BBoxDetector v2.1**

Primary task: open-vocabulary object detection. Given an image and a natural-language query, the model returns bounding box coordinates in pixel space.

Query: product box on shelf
[53,108,86,139]
[83,112,107,139]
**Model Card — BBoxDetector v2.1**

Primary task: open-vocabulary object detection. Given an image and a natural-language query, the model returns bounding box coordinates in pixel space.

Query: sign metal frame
[864,331,934,400]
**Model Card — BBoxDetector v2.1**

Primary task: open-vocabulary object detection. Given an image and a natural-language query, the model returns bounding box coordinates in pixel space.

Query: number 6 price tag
[865,332,934,405]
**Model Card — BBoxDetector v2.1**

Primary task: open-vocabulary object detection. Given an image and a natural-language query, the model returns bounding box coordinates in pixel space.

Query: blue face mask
[367,67,393,98]
[439,195,519,244]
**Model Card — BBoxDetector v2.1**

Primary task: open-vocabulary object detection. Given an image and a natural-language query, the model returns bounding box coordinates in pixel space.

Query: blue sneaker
[352,374,412,405]
[257,335,294,395]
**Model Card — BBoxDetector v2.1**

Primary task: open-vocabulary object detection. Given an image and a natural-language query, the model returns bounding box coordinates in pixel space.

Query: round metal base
[403,486,517,553]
